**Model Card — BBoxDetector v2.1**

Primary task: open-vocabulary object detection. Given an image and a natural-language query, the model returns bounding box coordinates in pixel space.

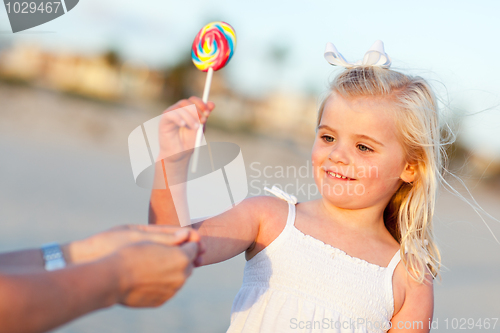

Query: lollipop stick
[202,67,213,104]
[191,67,214,173]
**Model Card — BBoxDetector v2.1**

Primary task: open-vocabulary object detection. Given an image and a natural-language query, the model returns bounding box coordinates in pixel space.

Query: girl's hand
[157,97,215,163]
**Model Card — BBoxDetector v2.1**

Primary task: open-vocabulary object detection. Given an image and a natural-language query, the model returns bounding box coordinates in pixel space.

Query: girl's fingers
[187,96,215,123]
[162,110,186,128]
[163,97,214,127]
[207,101,215,111]
[162,108,200,131]
[174,107,201,130]
[163,99,191,113]
[166,98,214,113]
[188,96,208,113]
[203,101,215,122]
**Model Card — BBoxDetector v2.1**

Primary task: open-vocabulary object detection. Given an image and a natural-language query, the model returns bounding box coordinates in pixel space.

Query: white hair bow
[404,239,430,264]
[324,40,392,69]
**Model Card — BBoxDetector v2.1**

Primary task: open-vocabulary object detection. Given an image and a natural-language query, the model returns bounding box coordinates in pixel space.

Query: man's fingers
[133,225,181,233]
[137,229,190,246]
[179,242,199,262]
[194,254,203,267]
[136,225,199,238]
[114,225,202,247]
[137,227,202,255]
[186,229,201,243]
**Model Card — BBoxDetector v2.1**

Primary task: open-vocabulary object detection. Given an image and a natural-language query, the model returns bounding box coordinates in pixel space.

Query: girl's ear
[400,161,417,184]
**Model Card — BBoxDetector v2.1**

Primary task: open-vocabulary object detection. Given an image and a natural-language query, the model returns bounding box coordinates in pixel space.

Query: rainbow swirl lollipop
[191,21,236,72]
[190,22,236,173]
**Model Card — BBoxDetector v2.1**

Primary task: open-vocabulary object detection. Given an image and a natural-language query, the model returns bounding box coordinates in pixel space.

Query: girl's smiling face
[312,92,415,209]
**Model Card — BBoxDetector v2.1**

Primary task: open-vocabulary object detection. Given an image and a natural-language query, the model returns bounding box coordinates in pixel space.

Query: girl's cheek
[368,163,400,189]
[354,160,378,180]
[311,149,328,167]
[313,165,325,181]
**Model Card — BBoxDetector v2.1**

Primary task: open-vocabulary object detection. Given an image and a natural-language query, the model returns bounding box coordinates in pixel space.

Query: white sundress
[227,187,401,333]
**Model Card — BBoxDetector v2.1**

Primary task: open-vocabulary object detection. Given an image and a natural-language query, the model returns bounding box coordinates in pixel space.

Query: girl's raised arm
[150,186,268,266]
[148,97,267,266]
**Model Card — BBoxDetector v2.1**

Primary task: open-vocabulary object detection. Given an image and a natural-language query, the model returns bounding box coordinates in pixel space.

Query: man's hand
[114,241,199,307]
[65,224,204,267]
[68,225,204,307]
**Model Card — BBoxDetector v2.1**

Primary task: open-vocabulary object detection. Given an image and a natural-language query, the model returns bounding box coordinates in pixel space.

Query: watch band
[41,242,66,271]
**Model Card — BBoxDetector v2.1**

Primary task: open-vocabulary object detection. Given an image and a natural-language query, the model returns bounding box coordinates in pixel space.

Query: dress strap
[385,249,402,318]
[386,250,401,271]
[285,202,297,226]
[264,186,298,205]
[264,186,297,226]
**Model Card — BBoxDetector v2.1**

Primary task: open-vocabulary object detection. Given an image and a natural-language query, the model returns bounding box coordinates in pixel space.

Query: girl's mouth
[325,170,356,181]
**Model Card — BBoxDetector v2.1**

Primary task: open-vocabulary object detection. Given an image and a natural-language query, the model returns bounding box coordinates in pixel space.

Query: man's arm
[0,248,45,273]
[0,243,83,273]
[0,226,201,333]
[0,225,199,271]
[0,256,120,333]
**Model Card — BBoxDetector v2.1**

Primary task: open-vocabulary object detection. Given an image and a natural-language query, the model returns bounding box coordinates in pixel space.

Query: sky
[1,0,500,155]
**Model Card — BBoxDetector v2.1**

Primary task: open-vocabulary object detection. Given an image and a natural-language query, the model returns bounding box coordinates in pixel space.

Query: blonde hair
[317,67,444,283]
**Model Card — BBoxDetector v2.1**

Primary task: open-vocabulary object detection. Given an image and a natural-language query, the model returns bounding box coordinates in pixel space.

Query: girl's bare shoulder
[243,195,291,227]
[244,195,294,260]
[249,196,321,226]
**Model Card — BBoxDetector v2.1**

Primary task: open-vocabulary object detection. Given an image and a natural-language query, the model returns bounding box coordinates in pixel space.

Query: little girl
[150,41,442,332]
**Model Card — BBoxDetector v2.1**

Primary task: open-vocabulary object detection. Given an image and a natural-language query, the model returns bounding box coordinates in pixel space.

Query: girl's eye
[321,135,373,152]
[321,135,335,143]
[357,144,373,152]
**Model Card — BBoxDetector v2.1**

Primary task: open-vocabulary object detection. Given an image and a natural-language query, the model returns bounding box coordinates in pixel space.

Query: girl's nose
[328,144,350,165]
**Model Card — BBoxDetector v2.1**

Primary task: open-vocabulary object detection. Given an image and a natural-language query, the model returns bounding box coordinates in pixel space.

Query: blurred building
[0,43,320,143]
[2,43,499,179]
[187,66,320,142]
[0,43,164,102]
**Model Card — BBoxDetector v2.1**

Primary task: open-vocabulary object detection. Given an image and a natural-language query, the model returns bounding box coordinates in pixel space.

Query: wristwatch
[41,242,67,271]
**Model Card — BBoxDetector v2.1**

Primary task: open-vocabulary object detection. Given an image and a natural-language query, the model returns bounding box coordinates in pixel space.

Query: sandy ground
[0,83,499,332]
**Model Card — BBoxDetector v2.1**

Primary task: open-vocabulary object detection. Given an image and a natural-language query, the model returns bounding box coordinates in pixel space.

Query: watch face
[42,243,66,271]
[45,258,66,271]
